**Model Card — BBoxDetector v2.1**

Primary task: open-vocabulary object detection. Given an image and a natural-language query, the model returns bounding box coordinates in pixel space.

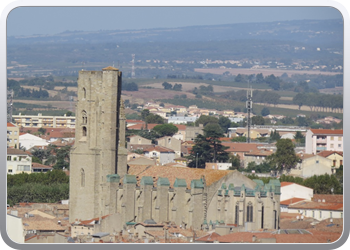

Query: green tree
[38,127,47,135]
[141,109,150,121]
[187,124,229,168]
[269,130,281,142]
[145,114,164,124]
[218,116,231,133]
[162,82,173,90]
[228,154,241,170]
[252,115,265,125]
[294,131,305,145]
[152,124,179,137]
[172,83,182,91]
[267,139,299,173]
[195,115,219,127]
[261,107,270,116]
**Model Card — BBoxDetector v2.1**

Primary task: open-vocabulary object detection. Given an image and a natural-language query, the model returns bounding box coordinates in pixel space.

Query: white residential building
[13,113,76,128]
[19,133,49,150]
[167,116,197,124]
[305,129,343,154]
[280,182,313,202]
[7,148,32,175]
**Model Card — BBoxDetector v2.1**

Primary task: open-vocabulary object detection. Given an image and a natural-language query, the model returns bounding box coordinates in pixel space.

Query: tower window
[247,202,253,222]
[235,203,239,225]
[83,126,87,137]
[83,87,86,99]
[82,110,87,125]
[81,168,85,187]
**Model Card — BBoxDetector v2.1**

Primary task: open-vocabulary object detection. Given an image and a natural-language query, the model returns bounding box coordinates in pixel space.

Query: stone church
[69,67,281,234]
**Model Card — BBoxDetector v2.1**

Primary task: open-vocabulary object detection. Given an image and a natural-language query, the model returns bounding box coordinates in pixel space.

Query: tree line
[293,92,343,112]
[7,170,69,206]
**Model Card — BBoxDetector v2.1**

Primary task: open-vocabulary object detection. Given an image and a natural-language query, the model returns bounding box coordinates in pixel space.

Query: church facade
[69,67,281,233]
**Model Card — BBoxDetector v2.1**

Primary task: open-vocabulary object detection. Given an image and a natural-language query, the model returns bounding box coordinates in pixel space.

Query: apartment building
[7,122,20,148]
[305,129,343,154]
[13,113,76,129]
[7,148,32,175]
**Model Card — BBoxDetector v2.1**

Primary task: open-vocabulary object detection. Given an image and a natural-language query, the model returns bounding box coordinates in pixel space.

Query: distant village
[7,99,343,243]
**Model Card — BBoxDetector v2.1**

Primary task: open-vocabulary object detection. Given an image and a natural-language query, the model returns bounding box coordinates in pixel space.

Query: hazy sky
[7,6,343,36]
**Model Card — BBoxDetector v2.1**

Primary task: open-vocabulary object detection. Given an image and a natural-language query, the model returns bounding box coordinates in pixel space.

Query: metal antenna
[246,81,253,143]
[131,54,135,79]
[7,89,13,123]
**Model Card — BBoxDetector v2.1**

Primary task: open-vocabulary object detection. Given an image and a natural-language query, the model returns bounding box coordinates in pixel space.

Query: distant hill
[8,19,343,47]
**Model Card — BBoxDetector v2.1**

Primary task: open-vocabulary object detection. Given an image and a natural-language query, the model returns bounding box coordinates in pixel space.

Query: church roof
[102,66,119,71]
[127,165,255,189]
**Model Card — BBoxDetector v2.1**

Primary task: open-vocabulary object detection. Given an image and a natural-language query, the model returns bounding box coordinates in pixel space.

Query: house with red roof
[280,181,313,213]
[305,129,343,154]
[317,151,343,169]
[287,200,343,221]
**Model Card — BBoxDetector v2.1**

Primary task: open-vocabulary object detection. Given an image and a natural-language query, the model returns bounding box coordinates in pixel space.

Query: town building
[19,133,49,150]
[7,148,32,175]
[305,129,343,154]
[7,122,20,149]
[68,68,281,238]
[13,113,76,129]
[156,136,182,157]
[317,151,343,169]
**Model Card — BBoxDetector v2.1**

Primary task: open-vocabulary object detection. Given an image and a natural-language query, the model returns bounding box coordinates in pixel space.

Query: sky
[6,6,343,36]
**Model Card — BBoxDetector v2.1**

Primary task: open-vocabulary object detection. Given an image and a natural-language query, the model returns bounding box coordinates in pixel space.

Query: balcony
[316,139,327,143]
[316,146,327,151]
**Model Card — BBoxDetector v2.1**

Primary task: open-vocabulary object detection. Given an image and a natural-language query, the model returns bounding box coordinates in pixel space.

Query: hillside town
[6,67,343,244]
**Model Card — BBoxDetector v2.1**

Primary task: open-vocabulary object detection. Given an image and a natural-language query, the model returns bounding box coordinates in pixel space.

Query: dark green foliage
[230,136,247,142]
[162,82,173,90]
[187,124,229,168]
[252,115,265,125]
[195,115,219,127]
[228,154,241,170]
[267,139,299,172]
[122,82,139,91]
[172,83,182,91]
[218,116,232,133]
[242,162,273,173]
[261,107,270,116]
[145,114,164,124]
[269,130,281,142]
[7,170,69,188]
[7,182,69,206]
[141,109,150,121]
[153,124,179,137]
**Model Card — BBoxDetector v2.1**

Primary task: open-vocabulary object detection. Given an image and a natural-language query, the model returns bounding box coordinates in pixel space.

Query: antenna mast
[131,54,135,79]
[246,82,253,143]
[7,89,13,123]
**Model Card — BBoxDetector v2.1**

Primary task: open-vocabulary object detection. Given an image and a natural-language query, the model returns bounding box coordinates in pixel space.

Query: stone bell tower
[69,67,126,222]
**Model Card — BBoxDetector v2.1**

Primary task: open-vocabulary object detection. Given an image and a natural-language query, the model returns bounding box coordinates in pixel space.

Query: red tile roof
[288,200,343,211]
[310,129,343,135]
[280,198,306,206]
[222,142,262,153]
[32,163,53,170]
[317,151,343,158]
[142,145,175,153]
[280,182,294,187]
[312,194,343,203]
[245,149,273,156]
[195,232,221,242]
[216,232,275,243]
[75,214,111,226]
[127,123,159,130]
[174,124,186,131]
[7,122,16,127]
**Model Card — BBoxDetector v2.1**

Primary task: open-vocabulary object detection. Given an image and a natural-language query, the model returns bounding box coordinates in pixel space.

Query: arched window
[82,110,87,125]
[261,205,264,229]
[82,87,86,99]
[235,202,239,225]
[82,126,87,137]
[81,168,85,187]
[247,202,253,222]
